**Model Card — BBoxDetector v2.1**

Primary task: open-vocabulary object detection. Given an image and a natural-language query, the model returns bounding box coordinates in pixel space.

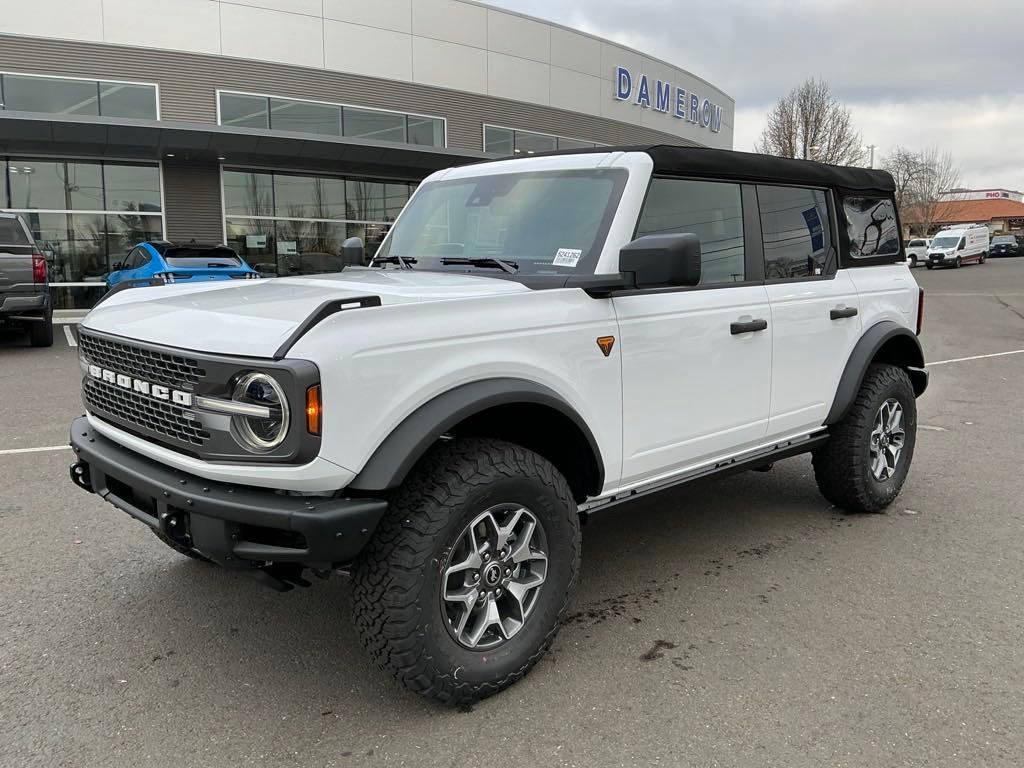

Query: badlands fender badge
[596,336,615,357]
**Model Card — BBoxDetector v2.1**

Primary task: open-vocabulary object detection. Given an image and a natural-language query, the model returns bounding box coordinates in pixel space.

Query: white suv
[68,146,927,705]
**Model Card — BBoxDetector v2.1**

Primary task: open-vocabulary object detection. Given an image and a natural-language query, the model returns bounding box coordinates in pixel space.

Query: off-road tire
[28,314,53,347]
[151,529,213,562]
[352,438,580,705]
[813,363,917,513]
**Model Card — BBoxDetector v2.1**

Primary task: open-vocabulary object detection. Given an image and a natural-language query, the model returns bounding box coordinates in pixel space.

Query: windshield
[993,236,1015,244]
[931,236,960,249]
[375,169,627,276]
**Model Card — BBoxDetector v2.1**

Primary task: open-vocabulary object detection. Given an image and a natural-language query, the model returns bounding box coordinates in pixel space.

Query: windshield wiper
[371,254,417,269]
[439,257,519,274]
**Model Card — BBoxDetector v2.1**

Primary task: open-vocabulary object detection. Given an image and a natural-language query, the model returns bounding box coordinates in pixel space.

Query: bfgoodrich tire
[813,363,917,513]
[352,438,580,705]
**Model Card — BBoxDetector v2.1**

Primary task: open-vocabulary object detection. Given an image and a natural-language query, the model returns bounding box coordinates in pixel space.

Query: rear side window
[0,218,31,246]
[635,178,746,285]
[164,248,242,268]
[757,186,833,279]
[844,197,900,258]
[908,239,926,248]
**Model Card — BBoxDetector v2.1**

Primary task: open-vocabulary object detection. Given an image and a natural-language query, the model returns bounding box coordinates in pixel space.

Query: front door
[614,177,772,489]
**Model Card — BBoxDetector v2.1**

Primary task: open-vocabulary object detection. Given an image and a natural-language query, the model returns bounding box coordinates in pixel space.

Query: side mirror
[618,233,701,289]
[111,262,124,271]
[341,236,365,266]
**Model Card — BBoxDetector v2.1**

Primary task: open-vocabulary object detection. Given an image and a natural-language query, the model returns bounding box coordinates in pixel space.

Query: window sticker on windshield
[553,248,582,267]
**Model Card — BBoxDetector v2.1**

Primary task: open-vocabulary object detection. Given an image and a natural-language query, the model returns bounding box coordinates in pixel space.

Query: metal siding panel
[0,34,702,151]
[162,161,224,244]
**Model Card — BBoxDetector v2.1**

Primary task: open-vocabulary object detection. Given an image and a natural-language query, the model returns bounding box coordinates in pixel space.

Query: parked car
[106,241,258,289]
[925,224,990,269]
[0,212,53,347]
[69,145,927,705]
[990,235,1020,258]
[904,237,931,267]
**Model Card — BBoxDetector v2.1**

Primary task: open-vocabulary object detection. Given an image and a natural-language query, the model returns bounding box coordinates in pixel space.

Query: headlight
[231,372,290,451]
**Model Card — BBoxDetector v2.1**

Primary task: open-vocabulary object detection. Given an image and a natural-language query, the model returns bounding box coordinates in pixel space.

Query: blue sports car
[106,241,259,289]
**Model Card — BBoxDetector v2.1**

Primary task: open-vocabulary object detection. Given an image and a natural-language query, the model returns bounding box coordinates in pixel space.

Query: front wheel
[954,256,962,269]
[352,438,580,705]
[813,363,917,513]
[979,252,987,264]
[909,254,917,268]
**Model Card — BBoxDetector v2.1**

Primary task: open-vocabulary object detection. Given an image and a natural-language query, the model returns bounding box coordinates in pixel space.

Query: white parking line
[927,349,1024,367]
[63,326,78,347]
[0,445,71,456]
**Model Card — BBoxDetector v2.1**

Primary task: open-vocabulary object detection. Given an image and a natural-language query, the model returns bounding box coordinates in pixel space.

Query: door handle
[830,306,859,320]
[730,319,768,335]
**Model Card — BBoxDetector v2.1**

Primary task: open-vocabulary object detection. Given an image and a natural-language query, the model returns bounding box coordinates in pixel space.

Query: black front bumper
[69,416,387,570]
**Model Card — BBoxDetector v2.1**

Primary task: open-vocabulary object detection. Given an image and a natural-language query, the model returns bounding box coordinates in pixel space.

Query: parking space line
[63,326,78,347]
[0,445,71,456]
[928,349,1024,367]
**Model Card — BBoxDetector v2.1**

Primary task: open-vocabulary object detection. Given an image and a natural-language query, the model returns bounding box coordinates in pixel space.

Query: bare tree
[905,147,962,235]
[755,78,863,166]
[882,146,926,213]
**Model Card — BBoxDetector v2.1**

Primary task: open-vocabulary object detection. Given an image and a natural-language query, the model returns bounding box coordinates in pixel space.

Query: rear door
[0,216,35,294]
[758,185,862,437]
[614,178,773,488]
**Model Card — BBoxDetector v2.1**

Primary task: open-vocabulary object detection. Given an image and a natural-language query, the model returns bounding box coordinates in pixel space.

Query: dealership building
[0,0,734,309]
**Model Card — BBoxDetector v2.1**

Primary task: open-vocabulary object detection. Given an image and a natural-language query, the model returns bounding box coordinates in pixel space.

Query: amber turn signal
[596,336,615,357]
[306,385,322,435]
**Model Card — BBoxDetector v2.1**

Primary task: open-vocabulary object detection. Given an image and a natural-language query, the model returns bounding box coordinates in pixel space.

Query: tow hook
[70,461,94,493]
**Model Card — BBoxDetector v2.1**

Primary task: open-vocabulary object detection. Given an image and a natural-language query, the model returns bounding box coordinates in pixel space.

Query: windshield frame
[373,168,629,281]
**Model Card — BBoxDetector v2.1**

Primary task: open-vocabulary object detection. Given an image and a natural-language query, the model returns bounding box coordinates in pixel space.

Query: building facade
[0,0,734,309]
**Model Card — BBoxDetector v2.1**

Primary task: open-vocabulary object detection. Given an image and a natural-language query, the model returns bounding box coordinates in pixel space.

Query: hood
[82,268,529,357]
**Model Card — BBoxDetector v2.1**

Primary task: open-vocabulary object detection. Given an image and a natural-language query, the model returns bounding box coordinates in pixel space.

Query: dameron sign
[614,66,724,134]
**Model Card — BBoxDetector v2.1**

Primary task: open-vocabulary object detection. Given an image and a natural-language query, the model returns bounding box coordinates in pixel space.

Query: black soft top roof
[515,144,895,194]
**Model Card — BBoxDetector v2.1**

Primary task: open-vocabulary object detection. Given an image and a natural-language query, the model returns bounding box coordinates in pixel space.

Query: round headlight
[231,372,290,452]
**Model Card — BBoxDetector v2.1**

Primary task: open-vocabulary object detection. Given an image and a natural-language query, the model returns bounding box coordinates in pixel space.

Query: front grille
[79,332,206,387]
[83,378,211,447]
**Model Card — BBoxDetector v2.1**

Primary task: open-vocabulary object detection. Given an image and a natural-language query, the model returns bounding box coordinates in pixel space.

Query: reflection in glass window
[408,116,444,147]
[758,185,833,279]
[2,74,99,115]
[484,126,597,155]
[66,162,104,210]
[104,164,162,212]
[515,132,557,155]
[7,160,69,209]
[274,174,320,218]
[220,93,269,129]
[223,170,274,217]
[343,107,406,143]
[484,126,514,155]
[98,82,158,119]
[556,137,596,150]
[636,178,746,285]
[346,179,385,222]
[270,98,340,136]
[844,197,900,258]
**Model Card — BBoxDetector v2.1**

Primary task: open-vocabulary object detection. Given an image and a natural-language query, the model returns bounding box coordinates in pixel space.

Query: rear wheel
[352,438,580,705]
[28,311,53,347]
[813,363,917,513]
[979,252,987,264]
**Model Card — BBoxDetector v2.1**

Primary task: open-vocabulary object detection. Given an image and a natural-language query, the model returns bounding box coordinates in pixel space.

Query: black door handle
[830,306,859,320]
[730,319,768,335]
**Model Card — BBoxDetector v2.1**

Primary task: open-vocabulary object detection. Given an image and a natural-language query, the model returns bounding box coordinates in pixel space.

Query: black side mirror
[619,233,702,289]
[111,261,124,271]
[341,236,365,266]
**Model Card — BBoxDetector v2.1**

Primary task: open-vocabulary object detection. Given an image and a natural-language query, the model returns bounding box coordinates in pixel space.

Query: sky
[486,0,1024,191]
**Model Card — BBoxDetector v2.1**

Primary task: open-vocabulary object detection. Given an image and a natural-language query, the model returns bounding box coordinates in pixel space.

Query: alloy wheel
[870,398,906,481]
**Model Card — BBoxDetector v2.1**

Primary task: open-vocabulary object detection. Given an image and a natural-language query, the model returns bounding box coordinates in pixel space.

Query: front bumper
[69,416,386,570]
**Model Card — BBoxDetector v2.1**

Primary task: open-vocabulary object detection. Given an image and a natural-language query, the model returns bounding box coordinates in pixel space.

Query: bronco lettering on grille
[87,364,193,407]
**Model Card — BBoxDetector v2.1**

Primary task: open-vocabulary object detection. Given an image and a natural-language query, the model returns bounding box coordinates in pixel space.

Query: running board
[579,432,829,514]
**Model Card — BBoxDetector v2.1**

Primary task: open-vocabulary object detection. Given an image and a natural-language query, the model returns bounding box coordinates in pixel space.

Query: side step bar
[580,432,829,514]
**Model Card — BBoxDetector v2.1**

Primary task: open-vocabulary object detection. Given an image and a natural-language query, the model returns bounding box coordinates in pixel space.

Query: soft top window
[164,247,242,268]
[0,218,31,246]
[844,197,900,259]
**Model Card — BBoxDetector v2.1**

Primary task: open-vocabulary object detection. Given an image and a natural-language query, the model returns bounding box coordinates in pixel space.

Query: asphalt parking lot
[2,260,1023,767]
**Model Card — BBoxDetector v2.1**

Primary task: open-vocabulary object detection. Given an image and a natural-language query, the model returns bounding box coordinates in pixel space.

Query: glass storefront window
[269,98,340,136]
[515,131,557,154]
[343,107,406,143]
[484,126,597,155]
[104,164,162,212]
[274,174,320,218]
[225,218,276,276]
[98,82,158,119]
[220,93,270,129]
[345,179,385,222]
[223,170,274,217]
[7,160,68,209]
[66,162,104,210]
[557,137,597,150]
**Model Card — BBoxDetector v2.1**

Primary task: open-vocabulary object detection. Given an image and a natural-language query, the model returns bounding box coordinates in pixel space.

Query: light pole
[863,144,877,168]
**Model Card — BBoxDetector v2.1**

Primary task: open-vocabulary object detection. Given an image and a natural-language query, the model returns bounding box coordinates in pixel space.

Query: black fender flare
[348,378,604,493]
[825,321,928,425]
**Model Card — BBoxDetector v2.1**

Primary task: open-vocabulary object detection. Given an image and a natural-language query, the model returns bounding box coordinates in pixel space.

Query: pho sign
[614,65,724,133]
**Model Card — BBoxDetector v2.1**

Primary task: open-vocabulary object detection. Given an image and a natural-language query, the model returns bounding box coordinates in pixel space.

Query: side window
[757,185,833,279]
[844,197,900,258]
[635,178,745,285]
[128,247,150,269]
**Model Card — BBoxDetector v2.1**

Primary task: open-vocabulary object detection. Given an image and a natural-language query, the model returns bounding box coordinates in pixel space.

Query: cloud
[487,0,1024,188]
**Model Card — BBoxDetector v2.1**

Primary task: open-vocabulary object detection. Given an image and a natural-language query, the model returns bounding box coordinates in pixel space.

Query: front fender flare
[825,321,928,426]
[347,378,604,493]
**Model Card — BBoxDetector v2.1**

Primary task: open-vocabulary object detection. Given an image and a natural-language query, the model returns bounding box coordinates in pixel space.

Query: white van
[926,224,990,269]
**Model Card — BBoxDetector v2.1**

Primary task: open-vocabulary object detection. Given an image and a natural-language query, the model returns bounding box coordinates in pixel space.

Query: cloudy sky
[488,0,1024,190]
